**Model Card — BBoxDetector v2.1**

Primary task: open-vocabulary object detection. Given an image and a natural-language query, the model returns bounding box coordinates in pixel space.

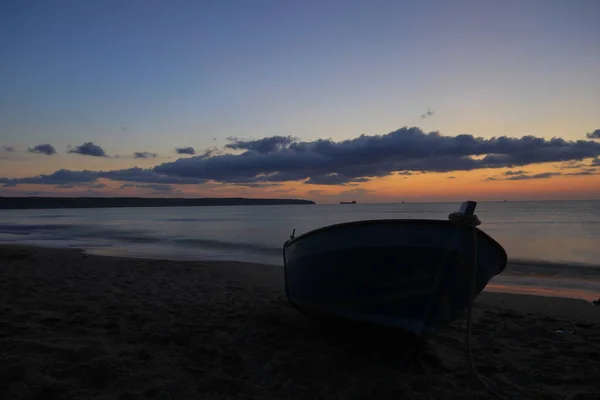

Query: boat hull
[283,219,507,336]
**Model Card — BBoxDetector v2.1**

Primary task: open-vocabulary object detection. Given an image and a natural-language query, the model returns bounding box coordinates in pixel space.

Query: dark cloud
[175,147,196,155]
[487,167,598,181]
[592,158,600,167]
[55,182,106,189]
[198,148,220,158]
[586,129,600,139]
[447,176,456,179]
[152,127,600,185]
[230,182,282,188]
[121,183,175,192]
[134,151,158,159]
[5,127,600,188]
[556,161,585,169]
[225,135,296,154]
[503,170,529,176]
[505,172,561,181]
[564,170,597,176]
[304,173,367,185]
[68,142,107,157]
[0,167,206,187]
[3,145,15,152]
[28,144,57,155]
[0,169,98,187]
[420,108,435,119]
[101,167,205,184]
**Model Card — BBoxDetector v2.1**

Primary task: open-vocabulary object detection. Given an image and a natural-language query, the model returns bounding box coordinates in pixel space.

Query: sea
[1,200,599,301]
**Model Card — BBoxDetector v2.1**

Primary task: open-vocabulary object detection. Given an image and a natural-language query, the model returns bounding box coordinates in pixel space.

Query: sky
[1,0,599,203]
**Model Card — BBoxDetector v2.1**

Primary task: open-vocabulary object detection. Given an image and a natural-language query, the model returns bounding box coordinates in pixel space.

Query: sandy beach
[1,245,599,400]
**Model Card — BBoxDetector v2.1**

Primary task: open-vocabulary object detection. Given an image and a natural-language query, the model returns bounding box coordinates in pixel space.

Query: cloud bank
[152,127,600,185]
[28,144,57,155]
[3,127,600,188]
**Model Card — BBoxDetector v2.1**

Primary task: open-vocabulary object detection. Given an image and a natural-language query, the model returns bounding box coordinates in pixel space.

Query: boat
[340,200,357,204]
[282,201,507,338]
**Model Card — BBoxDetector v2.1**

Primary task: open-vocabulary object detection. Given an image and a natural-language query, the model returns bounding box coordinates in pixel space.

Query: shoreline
[3,242,599,303]
[1,244,599,399]
[3,240,600,268]
[3,242,597,307]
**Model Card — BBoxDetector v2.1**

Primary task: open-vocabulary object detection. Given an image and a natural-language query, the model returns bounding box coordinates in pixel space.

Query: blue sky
[1,0,599,201]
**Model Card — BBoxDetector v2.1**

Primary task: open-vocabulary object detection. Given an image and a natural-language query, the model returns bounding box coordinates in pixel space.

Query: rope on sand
[448,211,510,400]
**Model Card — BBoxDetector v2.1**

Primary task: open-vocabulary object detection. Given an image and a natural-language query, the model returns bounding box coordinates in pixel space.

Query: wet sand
[1,245,599,399]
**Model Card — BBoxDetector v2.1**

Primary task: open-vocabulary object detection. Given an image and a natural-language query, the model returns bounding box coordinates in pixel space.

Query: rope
[448,212,509,400]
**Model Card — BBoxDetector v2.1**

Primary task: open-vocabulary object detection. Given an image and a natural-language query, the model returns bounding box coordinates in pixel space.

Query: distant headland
[0,197,316,210]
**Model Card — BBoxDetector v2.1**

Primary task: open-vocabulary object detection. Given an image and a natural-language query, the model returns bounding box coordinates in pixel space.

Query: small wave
[53,225,281,255]
[508,258,600,269]
[67,243,113,248]
[0,224,75,232]
[72,228,161,244]
[0,230,32,236]
[25,214,71,219]
[505,258,600,279]
[175,238,281,255]
[486,220,600,225]
[165,217,234,222]
[112,235,162,244]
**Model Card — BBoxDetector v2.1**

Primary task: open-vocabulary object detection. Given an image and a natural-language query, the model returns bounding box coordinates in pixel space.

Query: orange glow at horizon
[2,163,598,202]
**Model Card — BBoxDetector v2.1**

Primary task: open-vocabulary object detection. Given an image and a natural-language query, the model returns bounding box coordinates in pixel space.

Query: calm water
[1,200,599,300]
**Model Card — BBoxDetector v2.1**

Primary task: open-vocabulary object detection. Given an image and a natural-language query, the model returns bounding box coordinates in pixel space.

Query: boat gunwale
[283,218,508,275]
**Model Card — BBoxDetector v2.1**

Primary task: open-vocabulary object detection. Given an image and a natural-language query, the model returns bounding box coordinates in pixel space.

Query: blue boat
[282,202,507,337]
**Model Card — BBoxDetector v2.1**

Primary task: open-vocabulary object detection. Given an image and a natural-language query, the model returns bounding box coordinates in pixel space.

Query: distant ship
[340,200,357,204]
